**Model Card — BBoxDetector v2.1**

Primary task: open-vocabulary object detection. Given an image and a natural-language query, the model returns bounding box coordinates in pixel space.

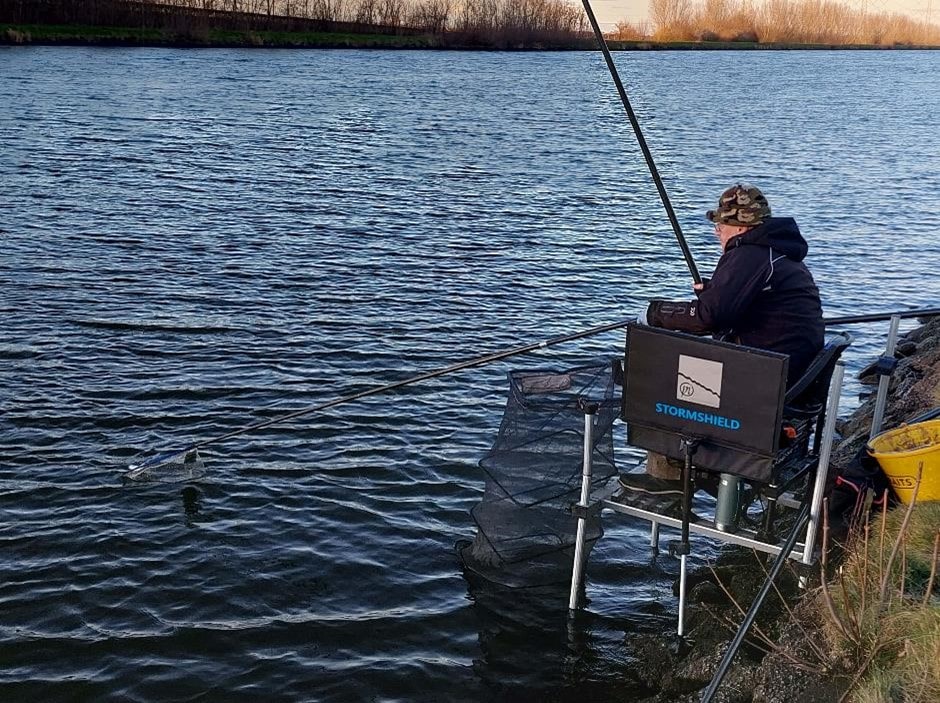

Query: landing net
[459,361,619,588]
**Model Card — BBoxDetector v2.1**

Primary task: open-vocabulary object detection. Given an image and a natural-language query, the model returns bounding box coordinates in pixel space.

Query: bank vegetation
[0,0,589,49]
[613,0,940,46]
[817,501,939,702]
[4,0,939,48]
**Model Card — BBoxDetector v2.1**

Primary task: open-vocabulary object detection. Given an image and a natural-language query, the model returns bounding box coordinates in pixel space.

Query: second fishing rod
[126,316,636,477]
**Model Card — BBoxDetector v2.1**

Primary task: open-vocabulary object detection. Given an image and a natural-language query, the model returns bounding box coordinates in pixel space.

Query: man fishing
[635,184,825,483]
[646,184,824,383]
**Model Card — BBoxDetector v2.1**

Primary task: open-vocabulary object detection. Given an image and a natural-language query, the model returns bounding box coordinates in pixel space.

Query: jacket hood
[727,217,808,261]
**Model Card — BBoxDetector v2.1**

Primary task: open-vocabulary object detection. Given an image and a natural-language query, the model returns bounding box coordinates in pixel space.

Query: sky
[591,0,937,28]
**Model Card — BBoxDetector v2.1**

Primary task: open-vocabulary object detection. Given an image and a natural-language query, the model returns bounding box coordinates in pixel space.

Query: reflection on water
[181,485,202,527]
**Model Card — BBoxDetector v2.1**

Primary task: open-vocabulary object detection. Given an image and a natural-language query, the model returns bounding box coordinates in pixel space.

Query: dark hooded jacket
[647,217,824,382]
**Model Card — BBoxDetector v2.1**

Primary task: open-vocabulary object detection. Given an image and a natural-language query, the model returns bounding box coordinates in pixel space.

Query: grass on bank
[816,500,940,701]
[604,38,921,50]
[712,499,939,701]
[4,22,937,50]
[0,23,439,48]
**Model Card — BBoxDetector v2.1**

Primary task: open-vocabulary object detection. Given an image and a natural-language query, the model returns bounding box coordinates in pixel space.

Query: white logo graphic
[677,355,723,408]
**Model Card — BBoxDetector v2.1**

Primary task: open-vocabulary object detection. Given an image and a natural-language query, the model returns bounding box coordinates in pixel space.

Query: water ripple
[1,47,939,701]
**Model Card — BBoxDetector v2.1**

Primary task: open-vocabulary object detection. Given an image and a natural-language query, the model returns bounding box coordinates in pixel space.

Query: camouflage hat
[706,184,771,227]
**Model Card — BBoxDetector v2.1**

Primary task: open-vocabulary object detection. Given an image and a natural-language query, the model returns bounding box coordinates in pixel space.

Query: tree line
[613,0,940,46]
[0,0,589,47]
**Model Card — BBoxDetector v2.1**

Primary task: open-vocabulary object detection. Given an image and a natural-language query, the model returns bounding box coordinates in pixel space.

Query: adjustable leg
[678,551,689,636]
[675,438,698,638]
[801,362,845,585]
[759,492,778,542]
[569,402,598,612]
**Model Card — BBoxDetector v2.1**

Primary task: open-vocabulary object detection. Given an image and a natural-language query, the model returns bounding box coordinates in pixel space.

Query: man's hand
[646,299,711,335]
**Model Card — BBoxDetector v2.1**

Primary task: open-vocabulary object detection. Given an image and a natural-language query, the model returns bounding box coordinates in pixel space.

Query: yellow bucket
[867,420,940,504]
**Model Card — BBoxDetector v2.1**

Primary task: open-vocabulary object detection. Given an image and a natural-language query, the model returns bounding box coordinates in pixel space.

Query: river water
[1,47,938,701]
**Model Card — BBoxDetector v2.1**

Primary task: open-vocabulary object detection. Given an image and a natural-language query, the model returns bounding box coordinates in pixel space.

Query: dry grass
[638,0,940,45]
[703,491,938,701]
[2,26,28,42]
[850,609,940,703]
[127,0,587,36]
[816,498,940,702]
[611,19,650,41]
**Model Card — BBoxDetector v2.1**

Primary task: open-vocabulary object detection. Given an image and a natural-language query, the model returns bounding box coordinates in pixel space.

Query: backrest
[783,331,853,415]
[765,331,853,481]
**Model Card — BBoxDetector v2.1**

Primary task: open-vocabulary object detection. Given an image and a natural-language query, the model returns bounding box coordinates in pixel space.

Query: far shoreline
[3,24,939,51]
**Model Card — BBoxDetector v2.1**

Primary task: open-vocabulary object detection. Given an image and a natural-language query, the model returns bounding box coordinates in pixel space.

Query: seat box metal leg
[801,362,845,582]
[569,403,597,612]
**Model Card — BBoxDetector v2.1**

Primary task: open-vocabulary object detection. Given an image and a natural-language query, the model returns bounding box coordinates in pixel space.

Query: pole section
[700,503,811,703]
[579,0,701,284]
[824,307,940,326]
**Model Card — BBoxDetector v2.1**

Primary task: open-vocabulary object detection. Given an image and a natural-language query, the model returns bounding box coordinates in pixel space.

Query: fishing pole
[579,0,702,284]
[126,316,635,478]
[127,304,940,477]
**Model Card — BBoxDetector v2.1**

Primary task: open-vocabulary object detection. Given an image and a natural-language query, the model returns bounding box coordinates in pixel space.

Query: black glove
[646,299,710,335]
